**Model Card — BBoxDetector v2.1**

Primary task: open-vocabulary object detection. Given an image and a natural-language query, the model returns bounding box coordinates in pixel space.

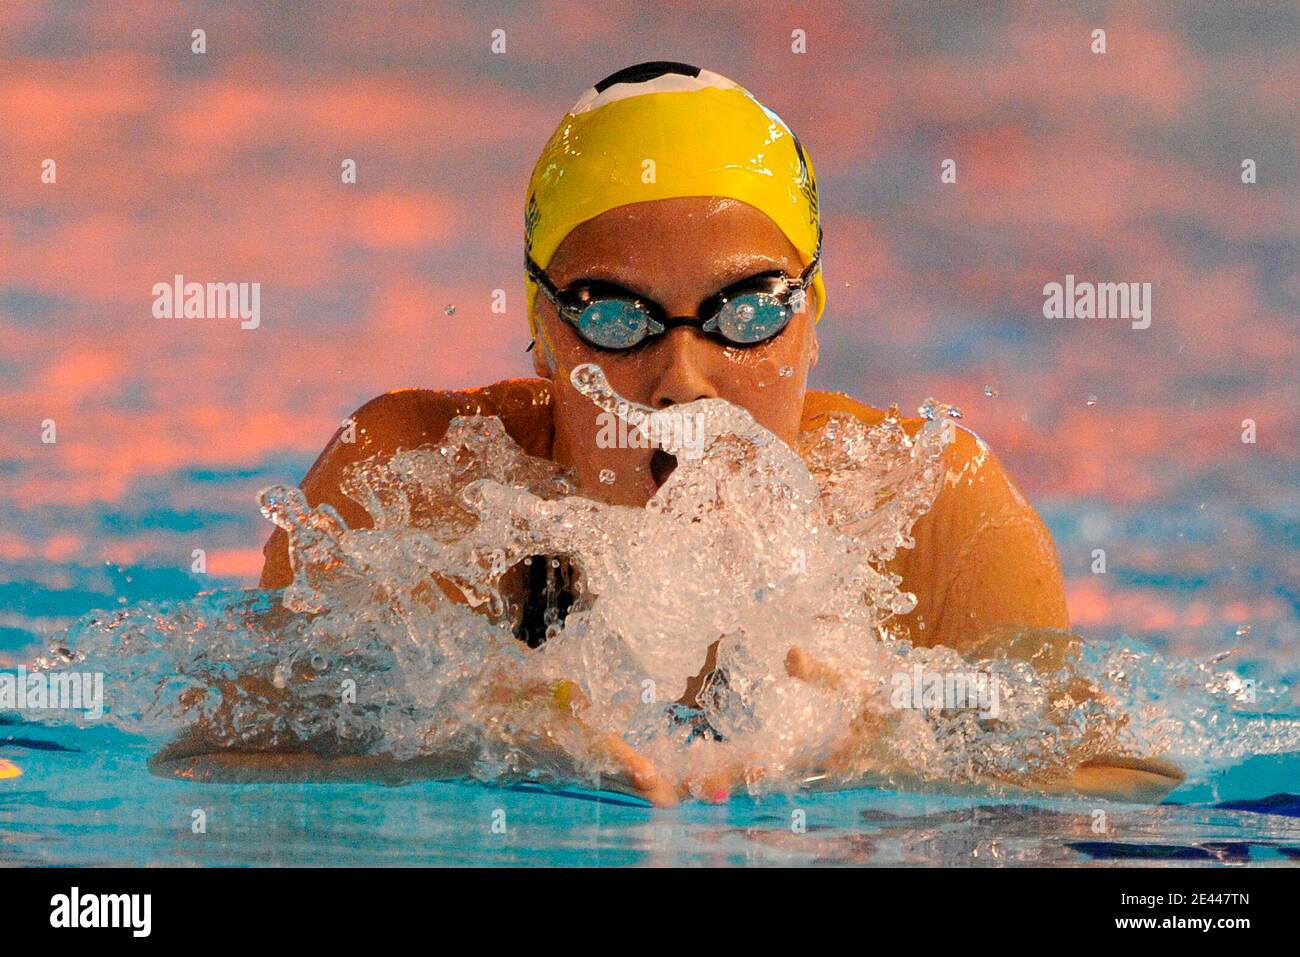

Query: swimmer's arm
[151,674,678,805]
[723,644,1185,805]
[259,380,554,588]
[918,423,1189,800]
[959,628,1186,802]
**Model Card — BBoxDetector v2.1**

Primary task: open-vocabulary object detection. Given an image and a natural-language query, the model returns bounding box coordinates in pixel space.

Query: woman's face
[532,196,820,506]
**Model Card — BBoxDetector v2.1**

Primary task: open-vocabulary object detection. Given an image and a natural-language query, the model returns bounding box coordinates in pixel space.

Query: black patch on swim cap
[594,61,701,92]
[791,132,819,224]
[524,193,540,253]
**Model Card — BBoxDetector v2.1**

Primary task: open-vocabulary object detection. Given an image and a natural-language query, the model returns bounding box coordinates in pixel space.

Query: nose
[648,328,719,408]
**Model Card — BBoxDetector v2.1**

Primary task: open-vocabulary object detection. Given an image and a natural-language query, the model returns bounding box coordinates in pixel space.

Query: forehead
[546,196,803,291]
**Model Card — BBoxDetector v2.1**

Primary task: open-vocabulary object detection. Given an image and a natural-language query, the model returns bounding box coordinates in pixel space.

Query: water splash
[29,366,1300,797]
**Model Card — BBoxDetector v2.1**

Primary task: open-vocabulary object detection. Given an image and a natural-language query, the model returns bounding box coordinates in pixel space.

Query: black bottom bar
[0,865,1283,941]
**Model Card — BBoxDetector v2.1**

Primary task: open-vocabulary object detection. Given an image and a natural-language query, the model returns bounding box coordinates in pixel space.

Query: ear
[531,342,551,378]
[531,316,555,379]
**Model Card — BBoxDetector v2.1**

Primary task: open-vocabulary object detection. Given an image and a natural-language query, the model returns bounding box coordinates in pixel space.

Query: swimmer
[169,63,1182,804]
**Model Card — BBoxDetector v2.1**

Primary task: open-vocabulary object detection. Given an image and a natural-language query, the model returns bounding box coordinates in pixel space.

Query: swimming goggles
[525,236,822,351]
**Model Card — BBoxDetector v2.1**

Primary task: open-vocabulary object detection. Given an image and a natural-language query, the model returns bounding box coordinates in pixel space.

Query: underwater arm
[150,674,680,805]
[716,631,1185,806]
[777,640,1185,803]
[961,628,1186,802]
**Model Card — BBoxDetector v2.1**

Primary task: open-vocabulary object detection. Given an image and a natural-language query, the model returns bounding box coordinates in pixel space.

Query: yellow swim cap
[524,61,825,336]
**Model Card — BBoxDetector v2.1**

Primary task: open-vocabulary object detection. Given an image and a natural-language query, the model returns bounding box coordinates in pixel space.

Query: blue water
[1,458,1297,866]
[0,716,1296,866]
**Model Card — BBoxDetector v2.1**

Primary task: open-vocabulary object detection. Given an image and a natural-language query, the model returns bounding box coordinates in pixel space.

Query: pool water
[2,0,1297,870]
[2,395,1298,867]
[2,718,1297,866]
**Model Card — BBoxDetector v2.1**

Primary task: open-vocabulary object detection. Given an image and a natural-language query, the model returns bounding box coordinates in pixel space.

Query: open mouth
[650,448,678,487]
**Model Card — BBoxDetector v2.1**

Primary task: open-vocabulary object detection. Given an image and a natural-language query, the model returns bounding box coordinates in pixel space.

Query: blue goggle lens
[713,292,792,344]
[575,299,658,349]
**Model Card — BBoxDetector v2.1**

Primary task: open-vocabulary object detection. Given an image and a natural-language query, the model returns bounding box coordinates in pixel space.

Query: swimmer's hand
[638,648,893,805]
[509,679,680,807]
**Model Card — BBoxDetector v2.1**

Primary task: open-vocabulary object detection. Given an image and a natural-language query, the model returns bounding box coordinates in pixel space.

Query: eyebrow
[561,257,794,301]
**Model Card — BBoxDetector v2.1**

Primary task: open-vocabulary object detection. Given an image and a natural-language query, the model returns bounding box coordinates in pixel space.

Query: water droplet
[982,385,998,397]
[778,365,793,378]
[1235,624,1251,638]
[1086,394,1098,407]
[443,304,456,316]
[599,468,615,484]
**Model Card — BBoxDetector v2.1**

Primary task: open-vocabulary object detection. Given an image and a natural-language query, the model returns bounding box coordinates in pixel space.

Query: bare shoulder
[802,390,1067,646]
[259,377,554,587]
[906,419,1069,645]
[801,389,1002,491]
[339,378,555,461]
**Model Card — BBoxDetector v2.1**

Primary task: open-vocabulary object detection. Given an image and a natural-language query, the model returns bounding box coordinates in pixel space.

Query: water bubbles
[1235,624,1252,638]
[889,591,918,615]
[919,399,962,422]
[33,363,1300,800]
[778,365,794,378]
